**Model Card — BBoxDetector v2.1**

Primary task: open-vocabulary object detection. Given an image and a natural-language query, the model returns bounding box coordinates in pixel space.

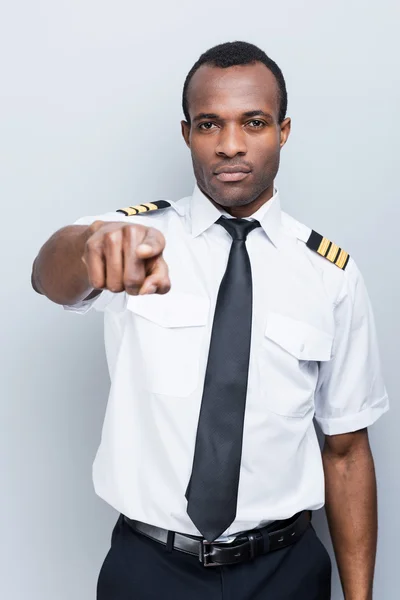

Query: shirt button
[300,343,305,353]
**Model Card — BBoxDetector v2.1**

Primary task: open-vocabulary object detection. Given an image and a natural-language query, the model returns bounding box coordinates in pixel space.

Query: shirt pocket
[259,312,333,417]
[126,292,209,397]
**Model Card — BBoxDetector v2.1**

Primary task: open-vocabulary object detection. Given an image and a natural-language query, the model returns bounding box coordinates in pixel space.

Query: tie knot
[217,216,261,241]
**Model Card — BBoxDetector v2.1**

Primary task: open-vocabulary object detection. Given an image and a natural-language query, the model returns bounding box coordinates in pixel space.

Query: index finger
[135,227,166,259]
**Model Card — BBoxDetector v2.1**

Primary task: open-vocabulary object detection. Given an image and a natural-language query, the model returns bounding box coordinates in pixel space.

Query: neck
[216,185,275,218]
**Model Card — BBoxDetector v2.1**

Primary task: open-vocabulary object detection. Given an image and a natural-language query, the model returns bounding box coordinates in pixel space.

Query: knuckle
[104,230,121,247]
[150,227,165,244]
[87,220,105,235]
[124,223,144,240]
[156,229,166,244]
[85,237,101,254]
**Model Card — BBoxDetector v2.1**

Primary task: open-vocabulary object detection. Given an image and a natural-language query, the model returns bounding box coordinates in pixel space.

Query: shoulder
[281,210,353,270]
[73,196,188,228]
[116,200,175,217]
[281,211,350,271]
[281,210,362,303]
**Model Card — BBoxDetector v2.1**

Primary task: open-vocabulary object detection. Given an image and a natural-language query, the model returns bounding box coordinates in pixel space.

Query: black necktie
[186,216,261,542]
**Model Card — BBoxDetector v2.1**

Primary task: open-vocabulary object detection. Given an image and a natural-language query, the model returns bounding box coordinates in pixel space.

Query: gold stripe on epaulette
[327,243,340,263]
[336,249,349,269]
[119,206,139,216]
[116,200,171,217]
[307,230,350,270]
[317,237,330,257]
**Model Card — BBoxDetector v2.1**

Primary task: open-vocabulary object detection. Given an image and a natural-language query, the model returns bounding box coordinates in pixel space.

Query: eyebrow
[192,110,273,123]
[242,110,273,119]
[192,113,219,123]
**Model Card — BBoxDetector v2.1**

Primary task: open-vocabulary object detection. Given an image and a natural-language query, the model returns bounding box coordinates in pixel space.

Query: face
[182,63,291,215]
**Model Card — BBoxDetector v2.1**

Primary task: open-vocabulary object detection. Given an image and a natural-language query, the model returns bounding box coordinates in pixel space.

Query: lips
[214,165,251,183]
[215,171,250,182]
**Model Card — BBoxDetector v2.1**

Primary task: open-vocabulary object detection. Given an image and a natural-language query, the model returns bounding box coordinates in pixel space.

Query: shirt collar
[189,184,283,248]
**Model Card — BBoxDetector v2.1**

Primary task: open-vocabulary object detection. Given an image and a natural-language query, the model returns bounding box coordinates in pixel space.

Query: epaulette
[117,200,171,217]
[306,230,350,270]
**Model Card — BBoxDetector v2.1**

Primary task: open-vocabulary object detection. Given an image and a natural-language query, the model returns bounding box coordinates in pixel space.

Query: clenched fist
[82,221,170,295]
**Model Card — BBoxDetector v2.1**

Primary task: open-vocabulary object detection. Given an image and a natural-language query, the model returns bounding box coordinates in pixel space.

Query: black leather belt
[124,511,311,567]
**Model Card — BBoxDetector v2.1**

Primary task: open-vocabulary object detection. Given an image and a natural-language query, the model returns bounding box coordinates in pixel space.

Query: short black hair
[182,41,287,124]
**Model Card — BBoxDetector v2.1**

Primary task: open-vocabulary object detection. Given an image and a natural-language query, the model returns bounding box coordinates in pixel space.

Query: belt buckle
[199,540,217,567]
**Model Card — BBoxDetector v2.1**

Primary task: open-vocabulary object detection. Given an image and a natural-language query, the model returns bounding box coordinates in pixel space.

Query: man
[31,41,388,599]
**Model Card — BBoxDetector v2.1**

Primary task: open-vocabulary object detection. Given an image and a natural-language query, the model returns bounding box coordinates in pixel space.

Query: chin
[210,185,255,208]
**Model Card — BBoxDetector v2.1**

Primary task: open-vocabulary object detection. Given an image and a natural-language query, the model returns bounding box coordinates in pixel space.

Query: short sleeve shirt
[65,185,389,538]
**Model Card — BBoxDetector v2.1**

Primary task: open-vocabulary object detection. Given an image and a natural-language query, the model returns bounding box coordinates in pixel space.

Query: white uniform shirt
[66,185,389,538]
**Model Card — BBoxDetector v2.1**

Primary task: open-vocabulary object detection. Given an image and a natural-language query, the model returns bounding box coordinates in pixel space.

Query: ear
[181,120,191,148]
[279,117,291,148]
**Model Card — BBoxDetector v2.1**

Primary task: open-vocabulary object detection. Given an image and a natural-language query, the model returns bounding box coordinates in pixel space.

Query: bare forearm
[32,225,94,305]
[323,431,377,600]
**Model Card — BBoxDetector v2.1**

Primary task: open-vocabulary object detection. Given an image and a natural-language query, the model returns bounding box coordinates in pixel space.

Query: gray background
[1,0,398,598]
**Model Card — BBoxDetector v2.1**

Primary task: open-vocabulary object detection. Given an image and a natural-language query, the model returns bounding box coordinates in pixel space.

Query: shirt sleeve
[63,290,116,314]
[314,259,389,435]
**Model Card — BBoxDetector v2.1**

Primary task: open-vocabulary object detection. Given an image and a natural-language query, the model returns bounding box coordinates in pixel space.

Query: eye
[198,122,217,131]
[247,120,266,128]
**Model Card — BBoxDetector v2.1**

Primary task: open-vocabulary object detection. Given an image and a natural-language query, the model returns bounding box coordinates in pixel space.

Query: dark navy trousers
[97,516,332,599]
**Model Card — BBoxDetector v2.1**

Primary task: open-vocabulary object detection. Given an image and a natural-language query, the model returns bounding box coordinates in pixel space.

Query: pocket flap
[127,292,209,328]
[265,313,333,361]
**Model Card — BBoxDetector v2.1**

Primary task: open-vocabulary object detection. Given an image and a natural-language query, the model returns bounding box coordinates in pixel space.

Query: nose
[215,124,247,158]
